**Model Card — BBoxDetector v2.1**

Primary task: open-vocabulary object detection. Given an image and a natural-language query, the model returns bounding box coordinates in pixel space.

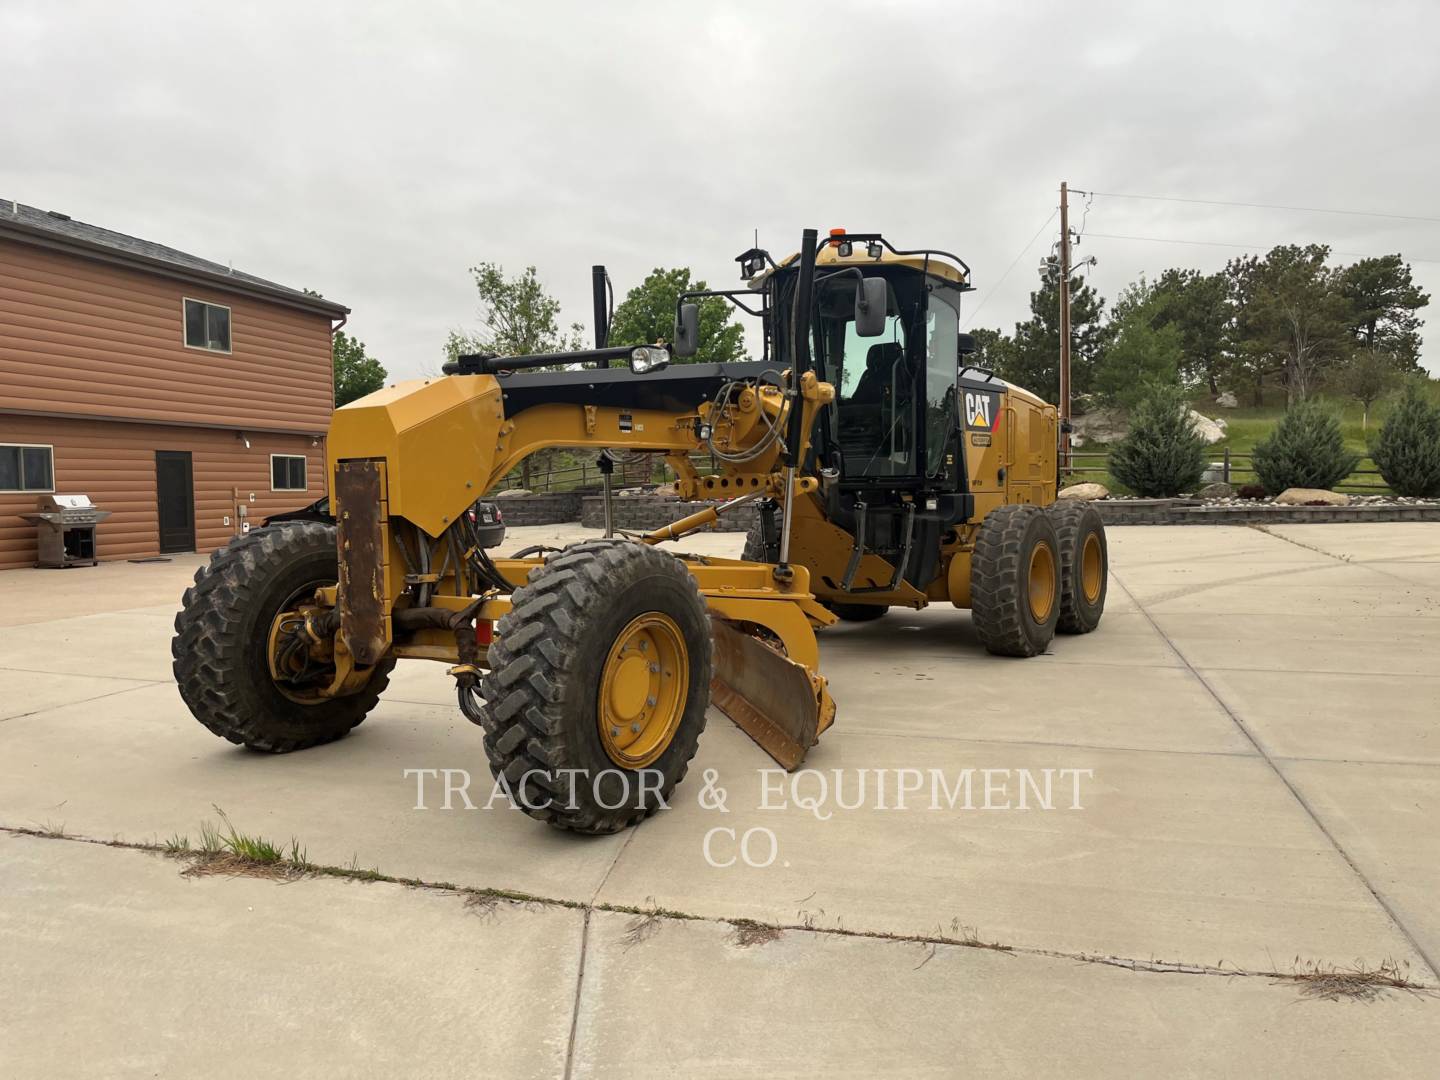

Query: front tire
[172,522,393,752]
[970,505,1061,658]
[477,540,712,834]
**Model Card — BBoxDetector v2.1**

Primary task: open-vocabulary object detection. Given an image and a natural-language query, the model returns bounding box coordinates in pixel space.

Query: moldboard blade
[709,616,822,771]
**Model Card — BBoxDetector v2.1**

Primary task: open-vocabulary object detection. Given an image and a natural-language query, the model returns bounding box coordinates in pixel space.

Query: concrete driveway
[2,522,1439,1077]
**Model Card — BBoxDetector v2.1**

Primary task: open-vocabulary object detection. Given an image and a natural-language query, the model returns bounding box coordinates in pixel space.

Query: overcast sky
[5,0,1439,380]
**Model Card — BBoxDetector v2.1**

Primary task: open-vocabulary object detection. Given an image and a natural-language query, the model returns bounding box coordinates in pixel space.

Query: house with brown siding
[0,199,347,570]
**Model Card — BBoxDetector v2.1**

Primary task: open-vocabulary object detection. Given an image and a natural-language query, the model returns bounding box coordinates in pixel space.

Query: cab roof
[752,235,970,289]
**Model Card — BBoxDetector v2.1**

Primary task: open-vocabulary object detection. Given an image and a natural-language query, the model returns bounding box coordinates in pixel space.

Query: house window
[271,454,308,492]
[0,444,55,492]
[183,298,231,352]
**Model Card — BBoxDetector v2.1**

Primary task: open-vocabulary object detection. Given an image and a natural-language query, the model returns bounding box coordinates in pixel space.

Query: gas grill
[20,494,113,568]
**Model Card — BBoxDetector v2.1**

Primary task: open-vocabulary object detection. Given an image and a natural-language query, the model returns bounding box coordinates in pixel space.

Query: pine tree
[1371,382,1440,497]
[1108,382,1208,497]
[1251,401,1360,494]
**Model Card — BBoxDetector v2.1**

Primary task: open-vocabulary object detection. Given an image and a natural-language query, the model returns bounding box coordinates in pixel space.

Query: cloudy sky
[5,0,1439,379]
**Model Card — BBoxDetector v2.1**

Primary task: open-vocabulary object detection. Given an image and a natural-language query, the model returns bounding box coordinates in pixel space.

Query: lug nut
[646,696,656,707]
[610,726,620,738]
[630,723,641,734]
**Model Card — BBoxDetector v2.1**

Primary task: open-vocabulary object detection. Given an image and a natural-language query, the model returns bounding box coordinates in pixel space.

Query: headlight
[629,346,670,374]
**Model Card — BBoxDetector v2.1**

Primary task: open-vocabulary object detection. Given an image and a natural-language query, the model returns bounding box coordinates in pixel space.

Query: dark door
[156,451,196,554]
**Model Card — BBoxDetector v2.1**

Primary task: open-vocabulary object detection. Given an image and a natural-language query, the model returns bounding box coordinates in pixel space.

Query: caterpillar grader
[173,228,1108,834]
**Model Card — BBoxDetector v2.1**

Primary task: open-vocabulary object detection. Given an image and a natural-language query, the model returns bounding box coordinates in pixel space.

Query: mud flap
[709,616,833,770]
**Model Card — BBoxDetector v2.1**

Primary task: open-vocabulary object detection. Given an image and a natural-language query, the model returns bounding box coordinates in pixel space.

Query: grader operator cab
[173,228,1108,834]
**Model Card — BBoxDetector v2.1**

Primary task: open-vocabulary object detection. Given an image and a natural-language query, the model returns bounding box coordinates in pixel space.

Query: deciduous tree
[1339,348,1399,430]
[332,331,386,407]
[1094,280,1184,411]
[445,263,586,488]
[445,263,585,366]
[607,267,747,364]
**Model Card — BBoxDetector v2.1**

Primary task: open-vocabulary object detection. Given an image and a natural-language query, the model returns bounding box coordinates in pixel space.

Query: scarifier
[172,228,1109,834]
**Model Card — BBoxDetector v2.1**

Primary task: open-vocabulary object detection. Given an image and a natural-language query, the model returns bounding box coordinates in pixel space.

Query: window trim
[182,297,234,354]
[0,443,56,494]
[269,453,309,492]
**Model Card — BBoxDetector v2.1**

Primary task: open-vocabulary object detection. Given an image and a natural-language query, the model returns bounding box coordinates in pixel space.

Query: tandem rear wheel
[969,504,1063,658]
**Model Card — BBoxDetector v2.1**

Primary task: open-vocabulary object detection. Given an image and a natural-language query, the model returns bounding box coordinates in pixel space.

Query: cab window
[924,287,963,479]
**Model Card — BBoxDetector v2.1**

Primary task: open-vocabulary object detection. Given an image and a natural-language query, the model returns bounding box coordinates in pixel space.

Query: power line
[962,208,1058,328]
[1084,189,1440,226]
[1085,231,1440,265]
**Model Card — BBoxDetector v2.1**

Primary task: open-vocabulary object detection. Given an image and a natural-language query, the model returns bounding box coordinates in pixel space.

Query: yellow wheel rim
[1081,533,1104,604]
[598,612,690,768]
[1028,542,1057,623]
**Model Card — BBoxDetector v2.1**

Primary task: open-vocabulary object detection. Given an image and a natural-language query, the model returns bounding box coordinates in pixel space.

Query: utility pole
[1058,180,1072,474]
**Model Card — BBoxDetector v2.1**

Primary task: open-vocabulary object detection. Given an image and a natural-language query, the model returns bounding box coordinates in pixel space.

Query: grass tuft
[178,806,310,880]
[1279,957,1428,1003]
[728,919,783,948]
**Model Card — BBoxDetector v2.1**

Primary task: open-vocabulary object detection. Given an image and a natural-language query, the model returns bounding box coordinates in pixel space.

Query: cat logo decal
[964,391,1000,431]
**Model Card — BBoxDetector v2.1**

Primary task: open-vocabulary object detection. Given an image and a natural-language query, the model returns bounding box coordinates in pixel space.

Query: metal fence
[1062,448,1391,493]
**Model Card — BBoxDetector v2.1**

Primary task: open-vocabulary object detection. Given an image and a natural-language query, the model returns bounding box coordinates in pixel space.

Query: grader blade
[709,616,829,770]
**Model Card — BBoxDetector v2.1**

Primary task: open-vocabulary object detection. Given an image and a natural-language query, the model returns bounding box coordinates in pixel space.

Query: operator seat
[851,342,903,404]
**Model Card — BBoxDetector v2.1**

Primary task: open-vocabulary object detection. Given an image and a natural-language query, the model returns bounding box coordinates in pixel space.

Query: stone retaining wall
[1092,499,1440,526]
[496,491,1440,530]
[492,491,587,525]
[580,496,760,534]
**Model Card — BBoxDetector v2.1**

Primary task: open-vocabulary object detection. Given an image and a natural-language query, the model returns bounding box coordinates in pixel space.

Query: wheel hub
[1081,533,1103,603]
[266,581,340,705]
[1028,542,1057,623]
[598,613,689,768]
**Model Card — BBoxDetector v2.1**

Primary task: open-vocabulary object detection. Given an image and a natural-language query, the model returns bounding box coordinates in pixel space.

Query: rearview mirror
[674,303,700,358]
[957,332,977,357]
[854,277,887,337]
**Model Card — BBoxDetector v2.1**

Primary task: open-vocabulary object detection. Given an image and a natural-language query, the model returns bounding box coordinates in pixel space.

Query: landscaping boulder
[494,488,533,498]
[1069,407,1128,447]
[1058,482,1110,501]
[1197,481,1234,499]
[1274,487,1350,506]
[1188,410,1227,445]
[1215,390,1239,408]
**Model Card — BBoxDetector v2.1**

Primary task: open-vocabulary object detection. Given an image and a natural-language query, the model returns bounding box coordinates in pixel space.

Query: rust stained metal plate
[709,616,821,771]
[335,460,387,666]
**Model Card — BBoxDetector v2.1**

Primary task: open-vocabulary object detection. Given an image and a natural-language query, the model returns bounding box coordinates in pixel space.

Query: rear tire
[477,540,712,834]
[172,522,393,752]
[970,505,1060,658]
[1048,502,1108,634]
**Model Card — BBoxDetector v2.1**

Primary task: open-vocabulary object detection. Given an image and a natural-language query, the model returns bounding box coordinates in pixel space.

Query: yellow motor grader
[173,228,1108,834]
